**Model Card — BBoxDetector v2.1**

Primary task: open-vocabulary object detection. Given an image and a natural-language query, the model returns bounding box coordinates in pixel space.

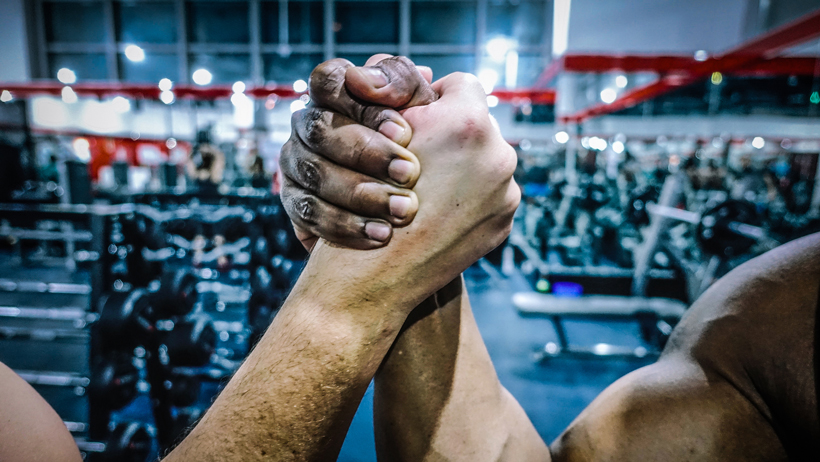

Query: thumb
[345,56,439,110]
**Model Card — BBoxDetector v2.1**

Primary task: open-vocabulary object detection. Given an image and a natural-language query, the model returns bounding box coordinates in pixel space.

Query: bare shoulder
[667,231,820,360]
[549,359,788,462]
[0,362,83,462]
[660,232,820,457]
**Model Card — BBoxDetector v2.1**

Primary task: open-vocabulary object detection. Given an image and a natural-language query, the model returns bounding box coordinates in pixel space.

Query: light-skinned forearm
[374,276,551,462]
[163,241,435,462]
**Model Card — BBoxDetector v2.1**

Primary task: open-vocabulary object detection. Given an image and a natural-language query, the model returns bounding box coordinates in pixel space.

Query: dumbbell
[578,181,611,212]
[648,199,770,258]
[88,355,140,411]
[214,213,255,243]
[79,421,152,462]
[169,373,200,408]
[154,267,199,319]
[97,289,153,351]
[269,228,294,258]
[171,407,202,443]
[269,256,302,290]
[162,316,217,367]
[250,236,271,267]
[697,200,763,257]
[121,215,165,251]
[626,185,660,227]
[250,265,281,305]
[165,217,200,242]
[248,300,279,347]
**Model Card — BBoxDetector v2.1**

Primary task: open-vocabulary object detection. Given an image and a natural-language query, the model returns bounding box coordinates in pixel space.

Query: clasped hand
[280,55,520,296]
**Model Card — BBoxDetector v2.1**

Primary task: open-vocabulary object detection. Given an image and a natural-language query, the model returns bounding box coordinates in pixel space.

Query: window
[487,1,548,46]
[264,53,323,83]
[289,1,324,44]
[260,1,281,43]
[516,53,550,88]
[120,54,179,83]
[335,1,399,44]
[411,2,476,44]
[187,2,250,43]
[189,54,251,83]
[116,2,177,44]
[410,54,475,79]
[44,2,107,43]
[337,54,381,66]
[49,53,108,80]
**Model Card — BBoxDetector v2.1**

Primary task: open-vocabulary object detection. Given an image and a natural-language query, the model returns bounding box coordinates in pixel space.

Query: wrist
[291,239,419,327]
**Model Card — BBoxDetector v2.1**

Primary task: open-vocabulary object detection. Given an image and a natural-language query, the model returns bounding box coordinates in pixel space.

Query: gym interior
[0,1,819,460]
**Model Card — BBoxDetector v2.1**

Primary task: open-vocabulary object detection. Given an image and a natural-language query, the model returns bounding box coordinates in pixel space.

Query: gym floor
[0,256,654,461]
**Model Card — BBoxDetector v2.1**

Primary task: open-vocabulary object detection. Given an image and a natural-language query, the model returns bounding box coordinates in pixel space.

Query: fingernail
[388,159,414,184]
[365,222,391,242]
[379,121,405,143]
[361,68,389,88]
[389,195,413,219]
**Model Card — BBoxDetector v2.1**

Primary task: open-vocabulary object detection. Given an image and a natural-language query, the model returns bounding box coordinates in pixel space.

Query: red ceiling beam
[0,82,304,100]
[0,81,555,105]
[532,57,566,88]
[560,7,820,123]
[562,55,820,76]
[492,89,556,105]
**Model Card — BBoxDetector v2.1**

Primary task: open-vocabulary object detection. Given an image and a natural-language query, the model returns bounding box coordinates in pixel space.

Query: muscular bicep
[0,362,82,462]
[549,360,786,462]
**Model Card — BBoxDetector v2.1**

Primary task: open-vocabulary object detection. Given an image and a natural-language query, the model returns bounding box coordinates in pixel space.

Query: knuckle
[507,182,522,213]
[455,72,481,88]
[454,113,490,144]
[301,108,331,147]
[309,59,350,101]
[294,157,322,193]
[279,139,295,167]
[501,144,518,178]
[360,106,392,131]
[348,182,375,212]
[292,195,317,225]
[350,130,377,167]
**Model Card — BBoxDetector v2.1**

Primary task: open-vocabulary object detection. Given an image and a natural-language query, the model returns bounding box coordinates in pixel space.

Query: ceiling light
[61,86,78,104]
[600,88,617,104]
[160,90,175,104]
[293,79,308,93]
[554,131,570,144]
[111,96,130,113]
[486,95,499,108]
[232,81,246,94]
[124,44,145,62]
[158,78,173,92]
[0,90,12,103]
[57,68,76,85]
[192,69,212,86]
[487,37,514,62]
[752,137,765,149]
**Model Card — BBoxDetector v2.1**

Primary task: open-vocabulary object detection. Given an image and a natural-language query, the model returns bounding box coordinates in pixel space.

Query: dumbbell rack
[0,194,306,459]
[0,202,152,460]
[108,194,303,454]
